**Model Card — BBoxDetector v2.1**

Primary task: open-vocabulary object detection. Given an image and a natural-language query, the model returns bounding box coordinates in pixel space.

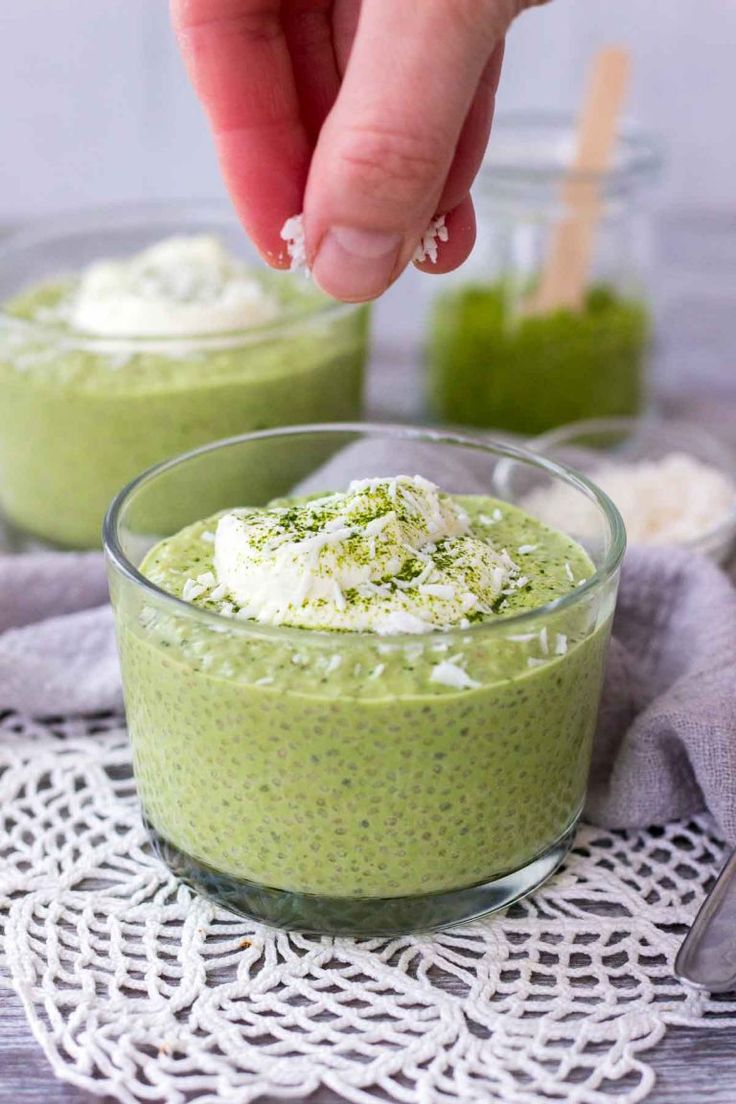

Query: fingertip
[262,248,291,271]
[224,196,291,270]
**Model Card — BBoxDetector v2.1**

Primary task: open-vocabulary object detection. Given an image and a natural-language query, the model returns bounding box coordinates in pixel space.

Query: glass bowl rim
[0,198,358,351]
[479,110,663,190]
[526,414,736,556]
[103,421,626,646]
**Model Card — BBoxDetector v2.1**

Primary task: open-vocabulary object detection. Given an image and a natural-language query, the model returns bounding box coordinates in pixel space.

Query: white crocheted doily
[1,711,735,1104]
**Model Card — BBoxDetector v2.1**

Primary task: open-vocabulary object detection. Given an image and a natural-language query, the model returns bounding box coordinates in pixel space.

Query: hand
[172,1,543,302]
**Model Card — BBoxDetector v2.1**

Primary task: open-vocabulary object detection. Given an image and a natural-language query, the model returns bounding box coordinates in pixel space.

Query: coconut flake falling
[414,215,449,265]
[280,214,310,275]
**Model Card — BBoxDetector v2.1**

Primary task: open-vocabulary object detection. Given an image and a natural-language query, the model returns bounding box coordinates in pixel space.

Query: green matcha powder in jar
[426,114,662,434]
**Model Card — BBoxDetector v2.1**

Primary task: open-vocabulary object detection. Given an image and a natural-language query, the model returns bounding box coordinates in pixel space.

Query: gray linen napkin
[1,453,734,842]
[0,553,122,716]
[590,545,736,841]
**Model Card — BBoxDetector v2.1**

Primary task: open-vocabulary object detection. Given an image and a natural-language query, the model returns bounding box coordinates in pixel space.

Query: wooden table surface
[2,209,736,1104]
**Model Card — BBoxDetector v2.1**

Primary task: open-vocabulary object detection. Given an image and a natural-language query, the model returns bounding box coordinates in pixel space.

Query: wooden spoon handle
[528,47,631,316]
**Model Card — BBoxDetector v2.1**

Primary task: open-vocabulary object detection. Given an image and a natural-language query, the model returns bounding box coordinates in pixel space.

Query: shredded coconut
[429,660,480,691]
[523,451,736,547]
[413,215,449,265]
[324,654,342,676]
[373,611,433,635]
[182,578,206,602]
[280,214,310,275]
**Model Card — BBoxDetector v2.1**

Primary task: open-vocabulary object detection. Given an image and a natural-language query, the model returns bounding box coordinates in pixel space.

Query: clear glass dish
[0,200,369,550]
[522,416,736,565]
[104,423,624,935]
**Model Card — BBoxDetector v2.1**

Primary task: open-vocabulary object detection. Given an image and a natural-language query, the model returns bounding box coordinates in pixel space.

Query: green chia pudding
[0,236,367,548]
[427,282,650,434]
[115,476,612,902]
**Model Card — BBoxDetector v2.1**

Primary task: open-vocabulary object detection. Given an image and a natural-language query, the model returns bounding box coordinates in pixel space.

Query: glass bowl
[0,200,369,550]
[520,416,736,565]
[104,423,624,936]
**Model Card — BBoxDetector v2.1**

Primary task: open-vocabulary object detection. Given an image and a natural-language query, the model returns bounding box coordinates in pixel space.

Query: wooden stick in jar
[527,46,631,316]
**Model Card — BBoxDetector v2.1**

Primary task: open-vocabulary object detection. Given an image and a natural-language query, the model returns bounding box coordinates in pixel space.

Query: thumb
[305,0,521,301]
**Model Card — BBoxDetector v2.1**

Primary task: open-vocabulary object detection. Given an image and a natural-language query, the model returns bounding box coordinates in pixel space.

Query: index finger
[171,0,311,263]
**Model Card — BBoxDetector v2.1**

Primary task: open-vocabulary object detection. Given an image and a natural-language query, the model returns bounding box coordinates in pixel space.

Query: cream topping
[69,235,279,336]
[212,476,521,634]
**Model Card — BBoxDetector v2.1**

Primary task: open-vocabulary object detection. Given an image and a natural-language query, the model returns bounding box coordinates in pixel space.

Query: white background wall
[2,0,736,222]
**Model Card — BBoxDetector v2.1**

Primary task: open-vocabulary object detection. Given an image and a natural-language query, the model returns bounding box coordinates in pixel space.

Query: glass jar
[426,113,662,435]
[105,422,623,935]
[0,201,369,549]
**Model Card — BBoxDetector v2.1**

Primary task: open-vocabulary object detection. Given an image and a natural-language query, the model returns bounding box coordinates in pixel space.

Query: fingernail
[312,226,402,301]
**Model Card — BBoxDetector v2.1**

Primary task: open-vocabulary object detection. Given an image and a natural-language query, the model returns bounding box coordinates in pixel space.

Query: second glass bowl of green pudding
[105,423,624,935]
[0,201,368,549]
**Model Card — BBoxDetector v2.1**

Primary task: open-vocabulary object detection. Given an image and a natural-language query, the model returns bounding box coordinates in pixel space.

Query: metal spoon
[675,846,736,993]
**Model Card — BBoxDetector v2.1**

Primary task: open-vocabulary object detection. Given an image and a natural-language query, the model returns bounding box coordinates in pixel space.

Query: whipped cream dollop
[213,476,521,634]
[69,235,279,337]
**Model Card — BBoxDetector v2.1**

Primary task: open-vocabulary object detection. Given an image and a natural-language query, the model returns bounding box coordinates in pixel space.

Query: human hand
[172,1,544,302]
